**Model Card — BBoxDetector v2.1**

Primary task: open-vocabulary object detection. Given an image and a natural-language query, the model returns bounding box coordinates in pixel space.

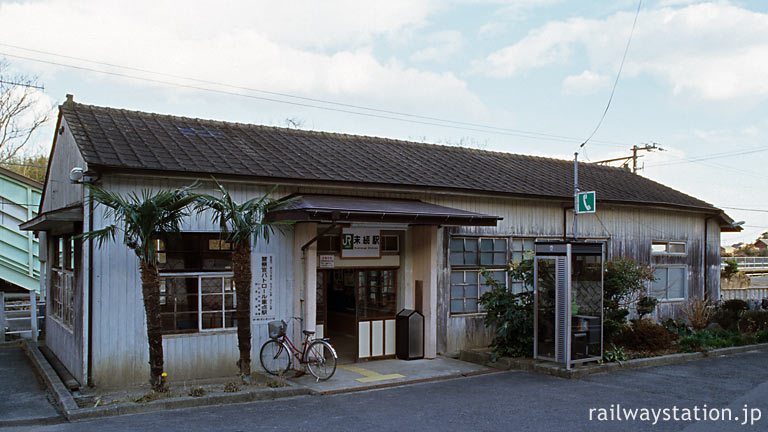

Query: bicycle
[259,318,338,381]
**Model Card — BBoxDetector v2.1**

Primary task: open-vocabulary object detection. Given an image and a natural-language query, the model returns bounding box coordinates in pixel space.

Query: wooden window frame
[651,241,687,256]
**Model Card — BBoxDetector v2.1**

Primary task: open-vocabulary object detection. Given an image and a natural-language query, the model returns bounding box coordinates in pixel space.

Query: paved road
[0,345,60,427]
[7,349,768,432]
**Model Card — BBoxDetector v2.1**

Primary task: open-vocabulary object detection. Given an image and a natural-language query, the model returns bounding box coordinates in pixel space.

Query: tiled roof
[61,100,719,212]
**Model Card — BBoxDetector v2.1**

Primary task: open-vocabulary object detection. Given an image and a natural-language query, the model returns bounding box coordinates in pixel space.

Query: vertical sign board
[576,191,596,214]
[253,253,275,322]
[341,228,381,259]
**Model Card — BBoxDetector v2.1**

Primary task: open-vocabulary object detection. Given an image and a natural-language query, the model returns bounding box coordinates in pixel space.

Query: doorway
[317,268,398,362]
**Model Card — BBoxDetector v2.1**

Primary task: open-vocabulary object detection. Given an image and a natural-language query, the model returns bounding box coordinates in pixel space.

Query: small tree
[195,178,294,382]
[721,259,739,280]
[81,184,199,390]
[0,60,50,163]
[478,267,533,359]
[603,258,656,342]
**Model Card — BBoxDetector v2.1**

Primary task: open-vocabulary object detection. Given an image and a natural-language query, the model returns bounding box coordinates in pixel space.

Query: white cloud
[410,30,464,62]
[562,70,611,94]
[0,0,487,119]
[477,2,768,101]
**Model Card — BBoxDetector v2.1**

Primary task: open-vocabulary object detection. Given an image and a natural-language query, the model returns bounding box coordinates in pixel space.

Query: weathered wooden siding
[80,175,719,382]
[41,118,86,214]
[43,232,86,384]
[89,177,294,387]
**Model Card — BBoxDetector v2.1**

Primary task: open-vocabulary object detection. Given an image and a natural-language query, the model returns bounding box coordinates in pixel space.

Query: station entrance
[317,268,398,362]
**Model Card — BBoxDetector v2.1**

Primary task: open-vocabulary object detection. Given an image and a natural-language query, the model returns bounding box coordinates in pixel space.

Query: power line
[0,79,44,90]
[0,162,47,167]
[650,146,768,168]
[720,206,768,213]
[0,45,629,148]
[579,0,641,149]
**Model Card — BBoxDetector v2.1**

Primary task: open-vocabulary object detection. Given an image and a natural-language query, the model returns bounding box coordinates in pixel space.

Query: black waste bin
[396,309,424,360]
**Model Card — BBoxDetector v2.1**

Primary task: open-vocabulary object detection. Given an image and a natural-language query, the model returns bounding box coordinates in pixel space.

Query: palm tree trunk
[233,241,252,380]
[140,261,165,391]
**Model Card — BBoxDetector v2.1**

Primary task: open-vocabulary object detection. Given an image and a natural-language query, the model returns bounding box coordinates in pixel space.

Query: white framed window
[160,273,236,333]
[450,269,507,314]
[652,241,687,255]
[649,266,687,301]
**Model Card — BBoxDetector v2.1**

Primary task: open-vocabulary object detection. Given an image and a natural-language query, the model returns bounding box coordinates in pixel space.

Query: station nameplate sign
[341,228,381,259]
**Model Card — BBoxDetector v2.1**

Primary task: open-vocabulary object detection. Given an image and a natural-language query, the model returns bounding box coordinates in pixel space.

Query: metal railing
[720,256,768,270]
[1,291,43,341]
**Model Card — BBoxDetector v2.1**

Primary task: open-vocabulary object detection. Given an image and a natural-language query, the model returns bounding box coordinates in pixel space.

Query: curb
[459,342,768,379]
[310,368,500,396]
[20,340,79,413]
[20,339,313,423]
[65,385,311,421]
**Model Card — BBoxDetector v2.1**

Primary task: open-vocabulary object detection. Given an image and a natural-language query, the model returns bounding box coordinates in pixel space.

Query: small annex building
[22,95,740,387]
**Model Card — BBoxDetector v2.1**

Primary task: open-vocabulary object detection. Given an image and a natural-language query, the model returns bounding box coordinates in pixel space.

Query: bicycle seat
[303,330,315,336]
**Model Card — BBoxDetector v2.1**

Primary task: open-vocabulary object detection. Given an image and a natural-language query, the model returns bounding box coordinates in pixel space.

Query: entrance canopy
[266,194,502,226]
[20,204,82,232]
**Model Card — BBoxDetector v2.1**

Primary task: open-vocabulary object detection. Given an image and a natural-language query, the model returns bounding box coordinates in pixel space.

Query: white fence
[720,287,768,304]
[721,256,768,271]
[1,291,42,341]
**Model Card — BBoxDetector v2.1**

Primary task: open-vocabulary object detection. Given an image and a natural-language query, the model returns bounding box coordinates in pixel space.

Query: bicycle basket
[268,320,286,339]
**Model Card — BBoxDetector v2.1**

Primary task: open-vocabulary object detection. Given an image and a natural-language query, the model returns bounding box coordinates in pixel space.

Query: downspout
[87,195,94,386]
[704,216,710,300]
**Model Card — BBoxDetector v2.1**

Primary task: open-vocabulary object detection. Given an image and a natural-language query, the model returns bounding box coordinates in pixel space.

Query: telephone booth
[534,241,604,369]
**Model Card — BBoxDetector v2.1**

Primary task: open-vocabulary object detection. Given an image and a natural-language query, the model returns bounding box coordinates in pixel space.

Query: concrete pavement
[7,348,768,431]
[0,344,61,427]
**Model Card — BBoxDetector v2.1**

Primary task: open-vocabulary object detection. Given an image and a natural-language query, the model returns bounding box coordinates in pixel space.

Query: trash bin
[396,309,424,360]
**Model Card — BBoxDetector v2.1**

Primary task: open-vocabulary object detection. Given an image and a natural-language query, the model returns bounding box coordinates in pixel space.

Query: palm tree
[195,178,294,382]
[82,184,199,391]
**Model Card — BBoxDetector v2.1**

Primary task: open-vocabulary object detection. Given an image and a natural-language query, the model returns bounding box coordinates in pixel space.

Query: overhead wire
[0,45,630,148]
[579,0,642,149]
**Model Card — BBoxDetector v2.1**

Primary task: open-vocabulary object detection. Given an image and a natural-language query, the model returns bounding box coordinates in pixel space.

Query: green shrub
[636,296,659,319]
[603,258,656,343]
[603,343,628,364]
[721,259,739,280]
[723,299,749,314]
[738,310,768,333]
[479,268,534,360]
[679,328,753,352]
[756,328,768,343]
[711,299,750,331]
[613,319,675,352]
[662,318,692,337]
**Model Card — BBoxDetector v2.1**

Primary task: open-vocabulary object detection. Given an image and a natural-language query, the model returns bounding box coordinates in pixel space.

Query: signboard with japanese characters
[318,254,335,268]
[253,253,275,322]
[340,228,381,259]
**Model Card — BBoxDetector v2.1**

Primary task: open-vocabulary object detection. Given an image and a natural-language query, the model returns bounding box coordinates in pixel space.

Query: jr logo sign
[577,191,596,214]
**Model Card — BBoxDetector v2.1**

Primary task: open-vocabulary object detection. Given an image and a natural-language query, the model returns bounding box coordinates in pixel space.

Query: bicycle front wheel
[260,339,290,376]
[304,340,337,380]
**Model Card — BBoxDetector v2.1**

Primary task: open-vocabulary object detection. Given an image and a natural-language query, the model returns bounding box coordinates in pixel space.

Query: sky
[0,0,765,246]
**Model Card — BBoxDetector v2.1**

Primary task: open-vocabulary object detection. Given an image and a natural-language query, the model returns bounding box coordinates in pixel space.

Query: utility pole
[593,142,665,173]
[574,152,579,240]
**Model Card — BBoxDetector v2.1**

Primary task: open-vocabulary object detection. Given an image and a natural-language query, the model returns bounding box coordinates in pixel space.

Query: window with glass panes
[157,233,236,333]
[509,238,535,293]
[450,237,508,314]
[649,266,687,300]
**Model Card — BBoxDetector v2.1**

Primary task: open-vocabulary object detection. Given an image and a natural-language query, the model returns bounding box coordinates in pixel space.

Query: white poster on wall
[318,254,335,268]
[253,253,275,322]
[340,228,381,259]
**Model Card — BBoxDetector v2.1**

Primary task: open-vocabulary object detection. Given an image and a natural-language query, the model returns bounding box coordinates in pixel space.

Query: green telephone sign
[577,191,596,214]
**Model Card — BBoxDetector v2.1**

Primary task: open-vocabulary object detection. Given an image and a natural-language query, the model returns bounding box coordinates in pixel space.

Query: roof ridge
[63,101,636,172]
[59,99,720,214]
